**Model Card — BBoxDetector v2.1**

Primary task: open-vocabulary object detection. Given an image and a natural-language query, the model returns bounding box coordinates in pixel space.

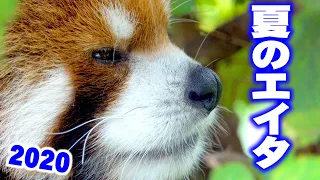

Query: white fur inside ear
[103,5,136,40]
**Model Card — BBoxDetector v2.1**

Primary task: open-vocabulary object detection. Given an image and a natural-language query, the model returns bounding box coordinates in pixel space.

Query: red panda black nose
[186,65,222,112]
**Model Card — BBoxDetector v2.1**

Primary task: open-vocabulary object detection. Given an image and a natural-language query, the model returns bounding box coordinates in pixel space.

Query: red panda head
[0,0,222,179]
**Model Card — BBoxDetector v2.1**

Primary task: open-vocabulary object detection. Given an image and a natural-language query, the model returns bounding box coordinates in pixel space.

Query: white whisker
[81,120,106,164]
[68,131,90,151]
[195,32,211,60]
[169,18,199,25]
[48,117,104,135]
[171,0,192,13]
[80,106,148,164]
[212,129,224,151]
[119,151,138,179]
[205,58,223,68]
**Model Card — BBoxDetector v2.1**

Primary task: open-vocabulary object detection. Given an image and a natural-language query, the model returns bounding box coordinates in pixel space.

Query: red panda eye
[92,48,126,64]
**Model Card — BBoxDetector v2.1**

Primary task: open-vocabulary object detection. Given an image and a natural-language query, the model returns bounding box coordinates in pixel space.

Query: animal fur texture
[0,0,222,179]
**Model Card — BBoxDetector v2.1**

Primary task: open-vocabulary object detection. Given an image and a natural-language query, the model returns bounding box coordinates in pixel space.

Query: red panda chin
[0,0,221,179]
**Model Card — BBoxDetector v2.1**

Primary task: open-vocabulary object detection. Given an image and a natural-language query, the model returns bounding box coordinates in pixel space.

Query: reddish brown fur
[0,0,170,178]
[1,0,170,100]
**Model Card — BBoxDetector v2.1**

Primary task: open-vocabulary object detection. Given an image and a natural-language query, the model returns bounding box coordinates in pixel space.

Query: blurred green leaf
[0,0,19,25]
[171,0,195,17]
[297,0,320,13]
[235,101,271,156]
[271,156,320,180]
[290,10,320,110]
[285,109,320,148]
[0,1,18,40]
[216,47,253,109]
[209,163,255,180]
[195,0,249,32]
[0,0,18,66]
[284,0,320,148]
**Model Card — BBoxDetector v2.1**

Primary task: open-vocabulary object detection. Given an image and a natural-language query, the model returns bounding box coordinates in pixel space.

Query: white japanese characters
[252,40,290,69]
[250,4,293,170]
[252,136,290,169]
[252,5,291,38]
[252,73,290,99]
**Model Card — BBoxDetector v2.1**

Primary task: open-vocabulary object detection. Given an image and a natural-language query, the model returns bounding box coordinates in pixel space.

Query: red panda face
[0,0,222,179]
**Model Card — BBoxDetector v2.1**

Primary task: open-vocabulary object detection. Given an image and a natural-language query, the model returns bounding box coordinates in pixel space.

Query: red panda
[0,0,222,179]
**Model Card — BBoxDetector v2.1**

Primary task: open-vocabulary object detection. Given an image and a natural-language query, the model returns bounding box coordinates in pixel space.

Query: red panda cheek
[43,55,130,167]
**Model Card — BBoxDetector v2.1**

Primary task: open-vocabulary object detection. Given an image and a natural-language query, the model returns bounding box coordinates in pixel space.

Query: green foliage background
[0,0,18,47]
[1,0,319,179]
[172,0,320,179]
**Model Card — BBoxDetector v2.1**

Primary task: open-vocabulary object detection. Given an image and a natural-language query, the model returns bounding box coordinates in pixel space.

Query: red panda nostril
[188,92,214,102]
[186,65,222,112]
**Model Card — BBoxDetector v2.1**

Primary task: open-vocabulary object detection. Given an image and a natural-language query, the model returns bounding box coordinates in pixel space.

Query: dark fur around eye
[92,48,127,64]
